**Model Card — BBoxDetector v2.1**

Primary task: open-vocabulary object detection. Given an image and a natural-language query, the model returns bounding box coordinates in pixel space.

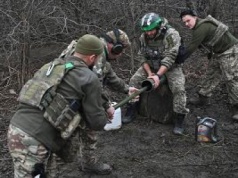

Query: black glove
[175,44,186,64]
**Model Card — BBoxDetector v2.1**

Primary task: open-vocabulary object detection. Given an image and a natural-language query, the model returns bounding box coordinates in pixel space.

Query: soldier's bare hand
[128,87,139,95]
[106,105,115,120]
[148,75,160,88]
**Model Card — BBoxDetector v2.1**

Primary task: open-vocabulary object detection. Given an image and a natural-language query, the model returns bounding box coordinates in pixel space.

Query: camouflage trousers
[7,124,59,178]
[7,124,98,178]
[198,44,238,105]
[78,128,98,165]
[129,65,189,114]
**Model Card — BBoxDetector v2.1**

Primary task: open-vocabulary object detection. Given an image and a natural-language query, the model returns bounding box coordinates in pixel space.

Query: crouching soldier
[58,29,138,174]
[7,34,112,178]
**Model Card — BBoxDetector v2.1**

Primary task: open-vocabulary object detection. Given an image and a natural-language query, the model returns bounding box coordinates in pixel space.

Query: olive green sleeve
[65,67,108,131]
[81,73,108,130]
[101,90,111,110]
[185,23,215,58]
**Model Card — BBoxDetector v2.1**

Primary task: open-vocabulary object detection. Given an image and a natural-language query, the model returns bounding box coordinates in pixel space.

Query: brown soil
[1,50,238,178]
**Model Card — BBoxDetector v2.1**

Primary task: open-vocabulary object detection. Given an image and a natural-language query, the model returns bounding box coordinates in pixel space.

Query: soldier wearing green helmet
[140,12,163,32]
[122,13,189,135]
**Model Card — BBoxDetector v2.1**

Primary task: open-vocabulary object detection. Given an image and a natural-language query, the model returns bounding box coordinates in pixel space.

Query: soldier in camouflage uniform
[122,13,189,135]
[180,10,238,120]
[59,29,137,174]
[59,29,136,118]
[95,29,137,116]
[7,34,110,178]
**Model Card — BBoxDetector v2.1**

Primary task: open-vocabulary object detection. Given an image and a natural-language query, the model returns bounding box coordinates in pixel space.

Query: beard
[88,61,96,70]
[145,30,158,40]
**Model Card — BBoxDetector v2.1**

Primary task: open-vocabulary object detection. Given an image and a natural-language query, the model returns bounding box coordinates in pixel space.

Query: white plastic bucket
[104,102,121,131]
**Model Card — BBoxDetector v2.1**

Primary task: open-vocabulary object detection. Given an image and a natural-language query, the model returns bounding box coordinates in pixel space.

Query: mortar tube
[141,75,166,92]
[113,75,166,110]
[113,86,148,110]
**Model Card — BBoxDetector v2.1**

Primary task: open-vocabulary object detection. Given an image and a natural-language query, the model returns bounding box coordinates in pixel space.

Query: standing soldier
[180,9,238,120]
[122,13,189,135]
[7,34,111,177]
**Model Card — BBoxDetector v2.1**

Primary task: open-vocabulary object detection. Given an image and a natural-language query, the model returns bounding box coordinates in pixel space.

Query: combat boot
[189,93,210,106]
[173,113,185,135]
[81,161,112,175]
[232,105,238,121]
[122,102,138,124]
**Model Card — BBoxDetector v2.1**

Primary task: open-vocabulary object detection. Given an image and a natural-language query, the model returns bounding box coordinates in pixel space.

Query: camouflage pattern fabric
[131,20,189,115]
[7,124,51,178]
[17,58,66,109]
[198,58,222,97]
[7,124,99,178]
[7,124,81,178]
[78,128,98,165]
[58,40,77,59]
[130,65,189,114]
[105,29,131,48]
[199,44,238,105]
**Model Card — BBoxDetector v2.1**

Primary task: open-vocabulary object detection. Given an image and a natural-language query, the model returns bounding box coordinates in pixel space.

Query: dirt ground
[1,49,238,178]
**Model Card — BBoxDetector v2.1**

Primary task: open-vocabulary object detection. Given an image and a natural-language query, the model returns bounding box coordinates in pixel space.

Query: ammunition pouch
[43,93,83,139]
[150,59,161,71]
[18,58,84,140]
[144,48,161,70]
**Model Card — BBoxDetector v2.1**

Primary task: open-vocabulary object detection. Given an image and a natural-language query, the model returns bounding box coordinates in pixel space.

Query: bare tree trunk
[20,17,30,86]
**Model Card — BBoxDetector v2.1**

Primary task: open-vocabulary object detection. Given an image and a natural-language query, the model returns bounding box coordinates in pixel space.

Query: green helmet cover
[140,13,162,31]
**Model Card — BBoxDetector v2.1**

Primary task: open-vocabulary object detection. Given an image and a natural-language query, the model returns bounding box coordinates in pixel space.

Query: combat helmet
[140,13,163,32]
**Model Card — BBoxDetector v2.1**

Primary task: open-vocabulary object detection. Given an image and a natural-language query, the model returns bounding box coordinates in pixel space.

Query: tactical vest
[18,58,83,139]
[140,25,181,69]
[196,15,228,47]
[59,40,78,59]
[140,34,163,70]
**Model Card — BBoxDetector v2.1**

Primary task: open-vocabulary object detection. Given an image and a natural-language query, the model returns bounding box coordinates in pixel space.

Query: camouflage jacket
[11,56,107,153]
[97,38,129,108]
[138,18,181,70]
